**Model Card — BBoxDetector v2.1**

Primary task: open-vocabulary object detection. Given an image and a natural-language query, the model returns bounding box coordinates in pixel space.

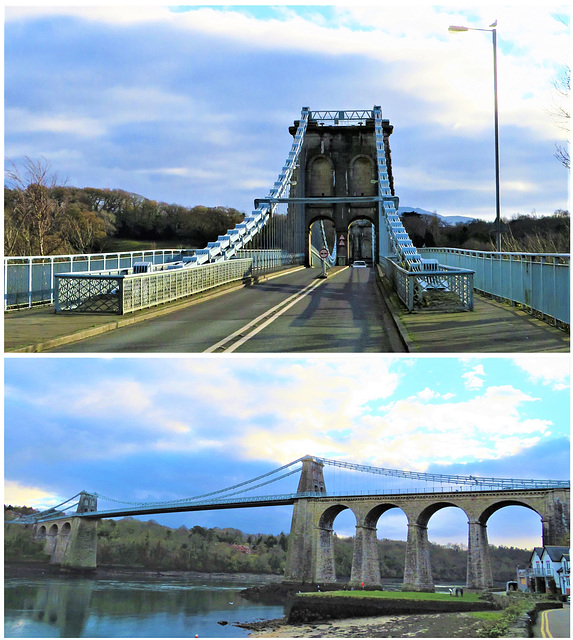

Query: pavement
[4,267,570,353]
[376,272,569,353]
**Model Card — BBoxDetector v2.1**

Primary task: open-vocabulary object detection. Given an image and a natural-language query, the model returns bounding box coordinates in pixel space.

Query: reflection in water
[5,575,284,638]
[31,579,93,637]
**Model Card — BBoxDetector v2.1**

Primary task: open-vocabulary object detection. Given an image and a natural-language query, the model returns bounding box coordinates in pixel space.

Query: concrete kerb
[8,265,306,353]
[374,264,413,352]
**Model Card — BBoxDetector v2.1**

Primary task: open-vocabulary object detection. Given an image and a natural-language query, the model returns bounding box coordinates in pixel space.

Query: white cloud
[4,361,557,476]
[4,480,61,509]
[6,5,567,144]
[513,358,570,390]
[462,364,486,389]
[6,108,107,138]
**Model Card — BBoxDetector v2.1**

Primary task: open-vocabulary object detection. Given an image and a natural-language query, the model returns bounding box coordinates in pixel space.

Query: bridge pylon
[288,111,394,267]
[297,455,326,494]
[284,456,327,584]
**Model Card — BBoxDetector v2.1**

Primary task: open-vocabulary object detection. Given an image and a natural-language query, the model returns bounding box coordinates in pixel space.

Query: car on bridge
[352,260,368,268]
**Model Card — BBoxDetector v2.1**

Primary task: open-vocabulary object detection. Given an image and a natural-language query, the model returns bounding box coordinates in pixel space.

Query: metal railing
[381,258,474,311]
[236,249,304,271]
[55,259,254,314]
[419,248,570,327]
[4,249,188,310]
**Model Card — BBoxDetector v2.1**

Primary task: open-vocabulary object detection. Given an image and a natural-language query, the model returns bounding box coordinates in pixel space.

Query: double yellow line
[540,609,553,638]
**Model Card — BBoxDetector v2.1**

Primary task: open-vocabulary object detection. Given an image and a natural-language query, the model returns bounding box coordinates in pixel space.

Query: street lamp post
[449,22,502,252]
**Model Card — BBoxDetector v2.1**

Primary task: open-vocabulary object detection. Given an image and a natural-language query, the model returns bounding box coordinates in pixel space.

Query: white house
[527,546,570,595]
[556,552,570,596]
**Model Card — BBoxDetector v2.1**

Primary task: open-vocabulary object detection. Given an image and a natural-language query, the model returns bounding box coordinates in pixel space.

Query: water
[4,573,285,638]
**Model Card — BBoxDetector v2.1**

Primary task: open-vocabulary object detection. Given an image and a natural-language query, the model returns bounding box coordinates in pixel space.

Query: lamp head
[448,25,469,32]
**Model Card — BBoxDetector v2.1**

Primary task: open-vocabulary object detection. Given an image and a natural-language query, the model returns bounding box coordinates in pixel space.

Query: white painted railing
[4,249,187,309]
[55,259,254,314]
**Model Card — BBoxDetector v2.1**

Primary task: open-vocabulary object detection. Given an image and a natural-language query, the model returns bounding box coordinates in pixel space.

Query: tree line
[5,157,569,257]
[5,507,529,582]
[401,210,570,253]
[4,157,244,256]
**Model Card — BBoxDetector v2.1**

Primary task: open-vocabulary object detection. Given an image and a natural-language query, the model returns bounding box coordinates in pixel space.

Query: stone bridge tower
[289,111,395,266]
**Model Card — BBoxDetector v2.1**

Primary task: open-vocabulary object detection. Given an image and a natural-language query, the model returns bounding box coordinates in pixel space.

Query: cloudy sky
[4,3,569,221]
[4,355,570,548]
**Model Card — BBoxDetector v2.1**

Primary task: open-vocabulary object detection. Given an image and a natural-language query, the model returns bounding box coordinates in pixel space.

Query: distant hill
[398,206,477,226]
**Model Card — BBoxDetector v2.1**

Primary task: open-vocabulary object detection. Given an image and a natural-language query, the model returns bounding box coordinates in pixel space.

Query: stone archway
[46,524,59,556]
[52,521,72,563]
[350,503,408,587]
[308,215,336,265]
[403,502,471,592]
[348,218,376,263]
[466,500,544,589]
[315,504,357,583]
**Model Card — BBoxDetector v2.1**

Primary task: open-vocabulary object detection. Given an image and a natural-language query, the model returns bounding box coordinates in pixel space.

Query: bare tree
[547,15,570,170]
[5,156,67,255]
[550,65,570,170]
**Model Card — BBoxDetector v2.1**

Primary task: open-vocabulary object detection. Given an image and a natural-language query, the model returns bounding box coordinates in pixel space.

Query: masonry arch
[403,502,471,591]
[349,155,376,197]
[478,501,544,589]
[308,215,336,266]
[348,218,376,264]
[476,499,542,526]
[36,525,47,540]
[316,504,358,583]
[51,521,73,564]
[308,155,334,197]
[45,523,59,555]
[354,503,409,587]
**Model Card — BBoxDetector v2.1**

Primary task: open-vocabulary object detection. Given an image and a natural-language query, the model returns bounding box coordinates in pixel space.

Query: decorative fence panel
[4,250,186,309]
[419,248,570,326]
[55,259,253,315]
[382,259,474,312]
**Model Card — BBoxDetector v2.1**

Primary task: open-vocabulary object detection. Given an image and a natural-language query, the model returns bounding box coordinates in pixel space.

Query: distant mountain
[398,207,477,226]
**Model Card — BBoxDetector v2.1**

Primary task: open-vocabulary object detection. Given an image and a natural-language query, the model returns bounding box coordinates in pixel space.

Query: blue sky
[4,3,569,221]
[4,355,570,548]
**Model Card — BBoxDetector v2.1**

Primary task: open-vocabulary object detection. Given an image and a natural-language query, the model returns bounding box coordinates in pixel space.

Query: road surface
[532,605,570,638]
[51,266,405,353]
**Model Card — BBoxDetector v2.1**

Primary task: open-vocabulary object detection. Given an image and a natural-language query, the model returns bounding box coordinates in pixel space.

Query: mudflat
[249,611,489,637]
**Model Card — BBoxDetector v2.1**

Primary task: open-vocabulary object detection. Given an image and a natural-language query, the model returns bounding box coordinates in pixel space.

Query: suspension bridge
[15,106,478,317]
[13,455,570,591]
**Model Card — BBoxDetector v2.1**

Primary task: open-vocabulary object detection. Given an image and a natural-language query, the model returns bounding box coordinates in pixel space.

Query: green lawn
[468,611,504,621]
[300,590,483,603]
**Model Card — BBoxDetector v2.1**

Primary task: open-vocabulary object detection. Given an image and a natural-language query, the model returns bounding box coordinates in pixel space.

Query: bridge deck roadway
[39,487,563,521]
[4,266,569,353]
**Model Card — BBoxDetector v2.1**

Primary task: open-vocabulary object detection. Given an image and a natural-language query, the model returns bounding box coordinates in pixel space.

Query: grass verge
[299,590,482,602]
[472,600,536,637]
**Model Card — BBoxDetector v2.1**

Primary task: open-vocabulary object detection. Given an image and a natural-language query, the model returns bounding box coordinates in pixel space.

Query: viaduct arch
[284,457,570,591]
[283,490,570,591]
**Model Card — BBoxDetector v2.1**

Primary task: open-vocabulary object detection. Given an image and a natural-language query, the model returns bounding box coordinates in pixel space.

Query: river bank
[245,611,491,637]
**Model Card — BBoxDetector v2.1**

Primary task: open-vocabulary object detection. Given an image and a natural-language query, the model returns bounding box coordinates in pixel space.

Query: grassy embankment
[304,590,482,602]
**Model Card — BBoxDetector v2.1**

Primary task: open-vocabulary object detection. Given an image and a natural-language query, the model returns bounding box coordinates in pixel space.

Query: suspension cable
[94,457,305,507]
[315,456,569,489]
